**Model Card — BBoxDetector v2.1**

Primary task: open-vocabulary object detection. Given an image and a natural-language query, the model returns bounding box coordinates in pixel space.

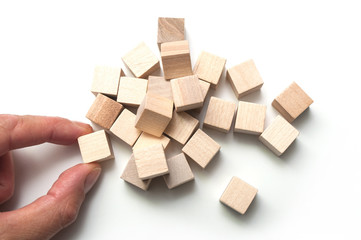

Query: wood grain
[157,17,185,49]
[91,66,125,98]
[116,77,148,107]
[234,101,267,135]
[121,154,151,191]
[147,75,173,100]
[132,132,171,151]
[78,130,114,163]
[163,153,194,189]
[171,75,203,112]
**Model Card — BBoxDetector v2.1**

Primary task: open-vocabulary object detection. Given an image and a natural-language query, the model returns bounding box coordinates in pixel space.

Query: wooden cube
[117,77,148,107]
[132,132,170,151]
[198,79,211,101]
[121,154,151,191]
[182,129,220,168]
[86,94,124,130]
[226,59,264,99]
[220,177,258,215]
[91,66,125,98]
[110,109,142,146]
[157,17,185,49]
[272,82,313,123]
[234,101,267,135]
[122,42,160,78]
[161,40,193,79]
[163,153,194,189]
[203,97,237,133]
[147,75,173,100]
[259,115,299,156]
[78,130,114,163]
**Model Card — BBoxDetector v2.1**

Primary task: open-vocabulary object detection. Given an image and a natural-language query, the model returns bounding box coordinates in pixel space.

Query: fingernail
[84,167,101,194]
[73,121,93,134]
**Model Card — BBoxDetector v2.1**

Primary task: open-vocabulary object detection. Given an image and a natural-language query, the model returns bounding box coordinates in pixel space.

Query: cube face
[147,76,173,100]
[91,66,125,97]
[117,77,148,107]
[163,153,194,189]
[121,154,151,191]
[78,130,114,163]
[132,132,170,151]
[110,109,142,146]
[157,17,185,48]
[234,101,267,135]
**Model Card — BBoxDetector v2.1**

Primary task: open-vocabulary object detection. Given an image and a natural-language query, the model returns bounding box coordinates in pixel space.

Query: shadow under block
[121,154,151,191]
[78,130,114,163]
[182,129,221,168]
[259,115,299,156]
[147,76,173,100]
[110,109,142,146]
[234,101,267,135]
[132,132,170,151]
[226,59,264,99]
[163,153,194,189]
[203,96,237,133]
[157,17,185,49]
[134,143,169,180]
[272,82,313,123]
[91,66,125,98]
[161,40,193,80]
[116,77,148,107]
[86,94,124,130]
[122,42,160,78]
[220,177,258,215]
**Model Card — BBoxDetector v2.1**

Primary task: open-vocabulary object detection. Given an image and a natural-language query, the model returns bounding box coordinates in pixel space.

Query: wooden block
[122,42,160,78]
[220,177,258,215]
[193,51,226,88]
[147,75,173,100]
[272,82,313,122]
[133,132,171,151]
[157,17,185,49]
[234,101,267,135]
[182,129,220,168]
[259,115,299,156]
[110,109,142,146]
[163,153,194,189]
[203,97,237,133]
[78,130,114,163]
[135,93,173,137]
[161,40,193,79]
[134,143,169,180]
[86,94,124,130]
[121,154,151,191]
[188,80,211,114]
[91,66,125,98]
[226,59,264,99]
[164,110,199,145]
[117,77,148,107]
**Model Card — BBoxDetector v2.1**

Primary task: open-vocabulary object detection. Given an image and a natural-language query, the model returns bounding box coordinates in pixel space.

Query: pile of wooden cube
[78,17,313,215]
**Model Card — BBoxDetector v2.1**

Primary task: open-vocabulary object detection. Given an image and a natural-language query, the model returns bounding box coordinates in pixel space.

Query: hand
[0,115,101,240]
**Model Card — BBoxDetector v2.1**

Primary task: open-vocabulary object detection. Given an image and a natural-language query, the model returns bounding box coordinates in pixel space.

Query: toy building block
[226,59,264,99]
[234,101,267,135]
[110,109,142,146]
[78,130,114,163]
[203,97,237,133]
[86,94,124,130]
[259,115,299,156]
[135,93,173,137]
[122,42,160,78]
[220,177,258,215]
[182,129,220,168]
[91,66,125,98]
[161,40,193,79]
[163,153,194,189]
[198,80,211,101]
[157,17,185,49]
[117,77,148,107]
[272,82,313,123]
[134,143,169,180]
[147,75,173,100]
[132,132,170,151]
[121,154,151,191]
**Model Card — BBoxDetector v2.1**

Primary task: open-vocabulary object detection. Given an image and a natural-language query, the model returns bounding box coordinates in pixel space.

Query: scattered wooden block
[234,101,267,135]
[259,115,299,156]
[226,59,264,99]
[121,154,151,191]
[182,129,220,168]
[157,17,185,49]
[91,66,125,98]
[272,82,313,122]
[163,153,194,189]
[110,109,142,146]
[198,79,211,102]
[147,75,173,100]
[220,177,258,215]
[133,132,171,151]
[116,77,148,107]
[78,130,114,163]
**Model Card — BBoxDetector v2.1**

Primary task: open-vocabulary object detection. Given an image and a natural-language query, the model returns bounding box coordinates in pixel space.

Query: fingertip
[73,121,93,135]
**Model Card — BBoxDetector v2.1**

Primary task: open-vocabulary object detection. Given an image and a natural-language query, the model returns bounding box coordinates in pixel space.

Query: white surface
[1,1,361,239]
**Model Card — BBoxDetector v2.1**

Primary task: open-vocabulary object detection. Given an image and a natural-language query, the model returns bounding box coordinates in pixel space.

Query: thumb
[0,163,101,240]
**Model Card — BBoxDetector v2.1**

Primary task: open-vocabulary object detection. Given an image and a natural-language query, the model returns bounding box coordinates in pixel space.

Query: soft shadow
[291,107,314,130]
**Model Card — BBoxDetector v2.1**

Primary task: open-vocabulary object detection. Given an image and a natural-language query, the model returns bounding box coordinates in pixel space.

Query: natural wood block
[161,40,193,79]
[163,153,194,189]
[234,101,267,135]
[203,97,237,133]
[110,109,142,146]
[122,42,160,78]
[117,77,148,107]
[182,129,220,168]
[220,177,258,215]
[198,79,211,101]
[121,154,151,191]
[86,94,124,130]
[226,59,264,99]
[157,17,185,49]
[133,132,171,151]
[135,93,173,137]
[91,66,125,98]
[259,115,299,156]
[78,130,114,163]
[147,76,173,100]
[272,82,313,123]
[134,143,169,180]
[171,75,203,112]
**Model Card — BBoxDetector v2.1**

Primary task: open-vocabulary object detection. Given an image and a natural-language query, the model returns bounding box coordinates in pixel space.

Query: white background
[1,1,361,239]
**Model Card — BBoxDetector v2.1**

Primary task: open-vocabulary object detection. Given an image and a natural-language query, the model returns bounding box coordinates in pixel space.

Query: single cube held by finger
[78,130,114,163]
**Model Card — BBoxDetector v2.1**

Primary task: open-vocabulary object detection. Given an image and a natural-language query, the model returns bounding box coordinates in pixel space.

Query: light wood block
[203,97,237,133]
[259,115,299,156]
[78,130,114,163]
[220,177,258,215]
[234,101,267,135]
[226,59,264,99]
[121,154,151,191]
[163,153,194,189]
[171,75,203,112]
[161,40,193,79]
[134,143,169,180]
[122,42,160,78]
[272,82,313,123]
[86,94,124,130]
[110,109,142,146]
[91,66,125,98]
[117,77,148,107]
[133,132,170,151]
[198,79,211,101]
[157,17,185,49]
[147,75,173,100]
[182,129,220,168]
